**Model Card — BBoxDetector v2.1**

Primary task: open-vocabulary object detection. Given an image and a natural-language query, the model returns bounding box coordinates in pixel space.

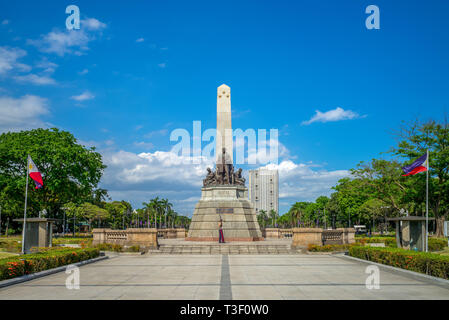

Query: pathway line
[219,255,232,300]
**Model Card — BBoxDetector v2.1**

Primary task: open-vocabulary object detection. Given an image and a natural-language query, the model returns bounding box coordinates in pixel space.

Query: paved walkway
[156,238,294,254]
[0,254,448,300]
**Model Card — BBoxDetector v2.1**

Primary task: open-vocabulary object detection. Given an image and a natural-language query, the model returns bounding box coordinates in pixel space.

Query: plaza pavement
[0,253,449,300]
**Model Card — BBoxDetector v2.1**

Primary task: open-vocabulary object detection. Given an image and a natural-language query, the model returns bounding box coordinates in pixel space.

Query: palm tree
[269,209,278,228]
[258,210,268,229]
[160,198,173,228]
[289,203,303,228]
[150,197,162,229]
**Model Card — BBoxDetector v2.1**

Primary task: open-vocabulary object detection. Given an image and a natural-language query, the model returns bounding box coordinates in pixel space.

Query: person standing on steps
[218,217,225,243]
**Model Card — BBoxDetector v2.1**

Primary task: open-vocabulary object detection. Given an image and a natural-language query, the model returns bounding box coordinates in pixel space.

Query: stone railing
[279,229,293,238]
[92,228,158,249]
[322,229,343,245]
[262,228,293,239]
[291,228,355,248]
[157,228,186,239]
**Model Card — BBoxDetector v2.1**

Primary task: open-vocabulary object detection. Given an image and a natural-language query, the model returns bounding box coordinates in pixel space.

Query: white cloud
[28,18,106,56]
[144,129,168,138]
[35,58,58,72]
[70,91,95,101]
[0,46,31,75]
[78,69,89,75]
[99,149,215,215]
[261,160,350,204]
[0,95,49,132]
[83,18,106,31]
[14,74,56,85]
[136,38,145,43]
[134,141,154,149]
[302,107,361,125]
[158,63,166,68]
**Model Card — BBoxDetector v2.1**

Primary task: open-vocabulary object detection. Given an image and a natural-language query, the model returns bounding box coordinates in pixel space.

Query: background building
[248,168,279,215]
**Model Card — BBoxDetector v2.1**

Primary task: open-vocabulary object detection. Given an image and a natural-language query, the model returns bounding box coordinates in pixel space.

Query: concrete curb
[101,251,144,256]
[337,253,449,288]
[0,255,109,289]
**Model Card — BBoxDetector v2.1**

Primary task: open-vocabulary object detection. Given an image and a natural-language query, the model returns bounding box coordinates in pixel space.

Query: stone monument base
[186,186,263,242]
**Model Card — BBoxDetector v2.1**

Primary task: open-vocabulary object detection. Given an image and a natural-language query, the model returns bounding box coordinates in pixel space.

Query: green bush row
[0,239,22,253]
[53,238,93,246]
[95,243,140,252]
[308,244,354,252]
[356,237,396,247]
[348,246,449,280]
[0,248,100,281]
[355,237,448,251]
[428,238,448,251]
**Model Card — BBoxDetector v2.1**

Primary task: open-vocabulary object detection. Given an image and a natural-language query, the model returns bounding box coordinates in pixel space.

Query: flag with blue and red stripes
[401,153,428,176]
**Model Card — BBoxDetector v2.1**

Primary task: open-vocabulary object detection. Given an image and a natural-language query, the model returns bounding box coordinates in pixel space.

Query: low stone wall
[291,228,355,248]
[292,228,323,248]
[157,228,186,239]
[264,228,281,239]
[92,228,159,249]
[341,228,355,244]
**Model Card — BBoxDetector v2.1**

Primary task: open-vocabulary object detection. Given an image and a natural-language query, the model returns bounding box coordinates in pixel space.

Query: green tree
[391,118,449,236]
[0,128,106,220]
[65,202,108,231]
[257,210,268,229]
[269,209,278,227]
[104,201,132,229]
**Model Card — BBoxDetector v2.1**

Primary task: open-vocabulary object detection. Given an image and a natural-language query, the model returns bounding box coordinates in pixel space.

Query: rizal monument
[186,84,263,241]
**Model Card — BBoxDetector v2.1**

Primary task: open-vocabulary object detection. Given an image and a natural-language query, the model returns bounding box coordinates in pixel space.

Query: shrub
[348,246,449,280]
[0,248,100,281]
[428,238,448,252]
[0,240,22,253]
[95,243,123,252]
[52,238,93,245]
[356,237,396,247]
[126,245,140,252]
[308,244,354,252]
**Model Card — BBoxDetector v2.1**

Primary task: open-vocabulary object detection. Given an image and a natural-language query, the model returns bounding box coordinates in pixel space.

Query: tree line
[0,128,190,234]
[280,118,448,237]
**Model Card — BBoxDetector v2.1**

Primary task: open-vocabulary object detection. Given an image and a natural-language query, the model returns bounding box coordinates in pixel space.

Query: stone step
[153,244,296,255]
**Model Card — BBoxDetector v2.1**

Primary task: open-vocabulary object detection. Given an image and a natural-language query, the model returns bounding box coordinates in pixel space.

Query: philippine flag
[401,153,428,176]
[28,156,44,189]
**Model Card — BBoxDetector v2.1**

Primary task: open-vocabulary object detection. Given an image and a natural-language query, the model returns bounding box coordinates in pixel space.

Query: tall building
[248,168,279,215]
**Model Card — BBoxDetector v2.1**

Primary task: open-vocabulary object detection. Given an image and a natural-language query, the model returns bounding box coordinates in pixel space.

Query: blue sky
[1,0,448,216]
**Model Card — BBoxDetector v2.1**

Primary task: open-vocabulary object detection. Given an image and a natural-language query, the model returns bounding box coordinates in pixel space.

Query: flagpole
[21,155,30,254]
[426,149,429,253]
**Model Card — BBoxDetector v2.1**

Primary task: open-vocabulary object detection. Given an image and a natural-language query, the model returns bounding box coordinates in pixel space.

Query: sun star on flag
[28,156,44,189]
[401,153,428,176]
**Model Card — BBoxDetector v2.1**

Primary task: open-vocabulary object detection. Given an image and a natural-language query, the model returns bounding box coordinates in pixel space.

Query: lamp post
[61,207,69,237]
[380,206,390,235]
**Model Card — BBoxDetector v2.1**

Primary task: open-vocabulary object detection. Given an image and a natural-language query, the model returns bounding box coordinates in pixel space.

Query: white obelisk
[216,84,233,165]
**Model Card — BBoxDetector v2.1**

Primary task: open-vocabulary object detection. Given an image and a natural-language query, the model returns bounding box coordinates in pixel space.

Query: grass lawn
[0,252,19,259]
[435,247,449,256]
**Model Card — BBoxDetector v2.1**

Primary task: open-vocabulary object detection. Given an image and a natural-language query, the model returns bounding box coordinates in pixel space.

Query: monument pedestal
[187,186,263,241]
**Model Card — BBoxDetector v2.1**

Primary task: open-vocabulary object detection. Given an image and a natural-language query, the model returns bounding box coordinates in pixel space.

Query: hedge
[53,238,93,246]
[308,244,354,252]
[356,237,396,247]
[355,237,448,251]
[428,238,448,251]
[0,247,100,281]
[95,243,140,252]
[348,246,449,280]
